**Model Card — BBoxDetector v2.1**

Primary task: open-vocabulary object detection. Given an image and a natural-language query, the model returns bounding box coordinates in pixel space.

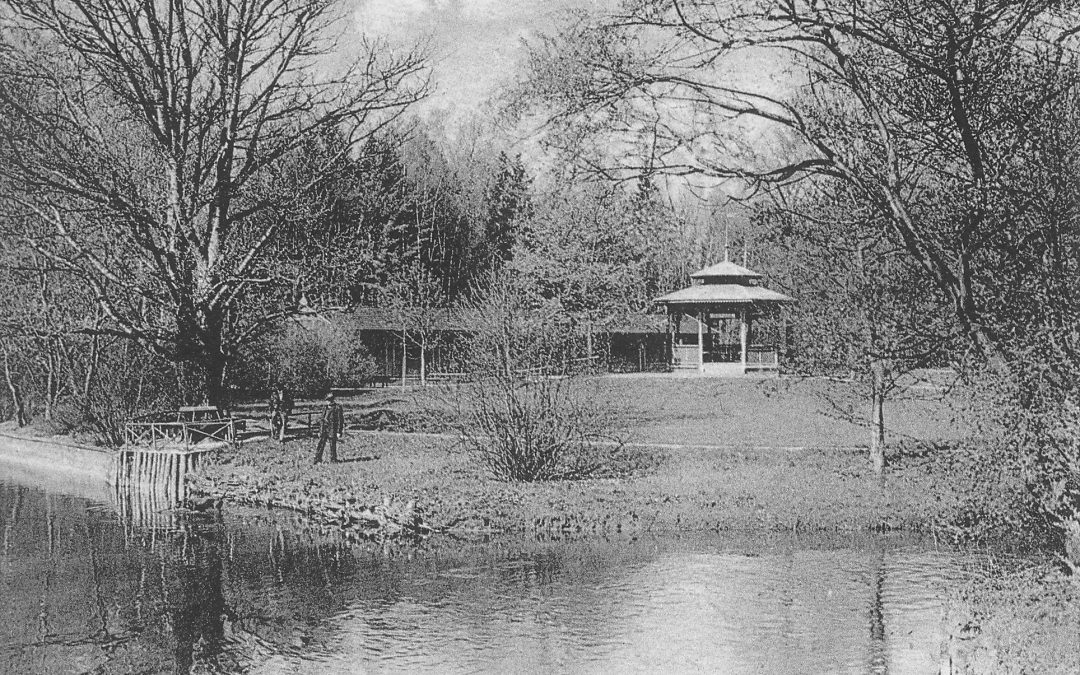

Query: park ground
[204,374,970,534]
[187,373,1078,673]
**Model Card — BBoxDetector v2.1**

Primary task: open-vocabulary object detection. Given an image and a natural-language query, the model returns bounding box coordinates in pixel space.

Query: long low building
[287,264,793,382]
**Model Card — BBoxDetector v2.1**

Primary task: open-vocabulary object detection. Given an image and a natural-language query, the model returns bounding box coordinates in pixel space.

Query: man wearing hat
[268,383,293,442]
[313,392,344,464]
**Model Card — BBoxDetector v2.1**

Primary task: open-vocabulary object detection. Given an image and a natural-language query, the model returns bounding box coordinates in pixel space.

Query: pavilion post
[740,308,748,374]
[697,308,704,373]
[666,311,673,370]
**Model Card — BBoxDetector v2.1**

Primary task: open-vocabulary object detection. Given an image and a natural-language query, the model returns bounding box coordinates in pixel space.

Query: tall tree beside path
[757,184,952,474]
[0,0,429,405]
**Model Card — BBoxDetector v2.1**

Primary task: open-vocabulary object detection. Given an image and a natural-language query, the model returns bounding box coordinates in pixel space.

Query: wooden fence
[124,406,239,451]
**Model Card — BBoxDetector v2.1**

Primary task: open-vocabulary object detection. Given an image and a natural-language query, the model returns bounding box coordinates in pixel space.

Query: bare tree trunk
[868,544,887,672]
[870,359,887,475]
[43,343,54,422]
[175,305,228,407]
[1064,516,1080,574]
[82,335,99,400]
[3,344,28,427]
[35,256,59,422]
[401,327,407,388]
[419,334,427,386]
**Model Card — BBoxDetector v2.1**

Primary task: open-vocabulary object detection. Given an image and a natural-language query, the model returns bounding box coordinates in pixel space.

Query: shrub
[453,273,623,481]
[933,366,1080,556]
[461,375,617,481]
[57,343,179,447]
[235,319,378,399]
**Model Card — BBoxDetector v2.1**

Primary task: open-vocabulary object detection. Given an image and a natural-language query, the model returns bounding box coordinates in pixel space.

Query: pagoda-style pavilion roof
[656,284,793,305]
[656,259,793,307]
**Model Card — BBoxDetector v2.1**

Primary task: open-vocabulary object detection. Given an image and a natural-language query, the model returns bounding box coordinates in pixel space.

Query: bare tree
[383,261,447,386]
[759,183,951,474]
[518,0,1080,365]
[0,0,429,404]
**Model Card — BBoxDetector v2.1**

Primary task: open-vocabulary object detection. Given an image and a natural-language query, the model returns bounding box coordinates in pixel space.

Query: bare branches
[517,0,1080,363]
[0,0,429,400]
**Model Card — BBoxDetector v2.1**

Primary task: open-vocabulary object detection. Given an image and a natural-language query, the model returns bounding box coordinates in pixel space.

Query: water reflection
[0,467,984,674]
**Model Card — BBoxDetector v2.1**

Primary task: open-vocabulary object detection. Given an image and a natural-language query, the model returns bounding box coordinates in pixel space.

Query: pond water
[1,461,986,674]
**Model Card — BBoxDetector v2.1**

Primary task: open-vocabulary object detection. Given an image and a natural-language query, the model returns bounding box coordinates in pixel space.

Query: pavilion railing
[746,345,779,369]
[672,344,700,368]
[704,343,741,363]
[673,342,780,370]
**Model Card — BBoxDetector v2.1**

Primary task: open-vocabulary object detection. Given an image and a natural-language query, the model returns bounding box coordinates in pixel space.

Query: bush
[39,343,180,446]
[930,366,1080,556]
[235,318,378,399]
[453,273,623,481]
[461,375,618,481]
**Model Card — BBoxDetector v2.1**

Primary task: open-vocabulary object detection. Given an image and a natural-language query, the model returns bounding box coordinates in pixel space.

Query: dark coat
[268,390,294,416]
[319,401,344,436]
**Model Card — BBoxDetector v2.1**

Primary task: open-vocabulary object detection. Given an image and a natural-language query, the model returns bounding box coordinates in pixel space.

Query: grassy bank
[192,431,966,537]
[193,374,973,535]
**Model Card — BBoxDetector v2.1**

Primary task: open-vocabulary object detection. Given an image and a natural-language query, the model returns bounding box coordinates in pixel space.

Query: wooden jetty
[123,405,239,451]
[111,406,237,523]
[111,444,209,499]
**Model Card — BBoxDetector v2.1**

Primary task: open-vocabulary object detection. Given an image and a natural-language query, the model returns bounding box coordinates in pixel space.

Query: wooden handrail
[124,417,237,451]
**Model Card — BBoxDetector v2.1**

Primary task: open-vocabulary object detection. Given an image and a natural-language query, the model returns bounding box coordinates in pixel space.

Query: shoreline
[188,433,958,538]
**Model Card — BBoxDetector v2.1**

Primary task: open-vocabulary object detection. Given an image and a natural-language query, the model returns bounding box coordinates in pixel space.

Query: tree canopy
[518,0,1080,368]
[0,0,429,402]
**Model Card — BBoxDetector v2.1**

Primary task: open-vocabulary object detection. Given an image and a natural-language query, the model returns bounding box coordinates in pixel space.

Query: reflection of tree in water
[1,482,315,674]
[5,478,678,672]
[163,530,228,674]
[123,516,367,673]
[5,489,646,674]
[868,543,888,675]
[7,481,926,674]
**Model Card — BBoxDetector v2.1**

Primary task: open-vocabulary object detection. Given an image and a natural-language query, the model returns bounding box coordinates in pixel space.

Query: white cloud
[458,0,520,22]
[354,0,450,38]
[350,0,615,117]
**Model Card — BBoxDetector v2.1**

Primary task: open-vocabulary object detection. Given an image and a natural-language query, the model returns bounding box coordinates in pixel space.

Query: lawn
[199,433,959,536]
[198,371,974,538]
[590,374,965,447]
[344,372,967,449]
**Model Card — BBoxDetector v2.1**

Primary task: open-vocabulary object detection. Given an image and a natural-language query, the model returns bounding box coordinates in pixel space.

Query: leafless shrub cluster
[453,273,622,482]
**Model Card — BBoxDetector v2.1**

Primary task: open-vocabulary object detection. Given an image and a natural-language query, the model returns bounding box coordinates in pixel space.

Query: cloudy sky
[350,0,613,120]
[344,0,790,205]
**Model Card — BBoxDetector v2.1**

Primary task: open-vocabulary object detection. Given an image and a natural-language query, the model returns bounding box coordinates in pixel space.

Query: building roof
[605,312,668,334]
[298,305,674,336]
[657,257,794,307]
[655,283,793,305]
[690,260,762,281]
[346,306,472,332]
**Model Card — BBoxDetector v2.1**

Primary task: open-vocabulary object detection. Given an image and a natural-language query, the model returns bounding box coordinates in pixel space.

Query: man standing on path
[276,384,293,441]
[313,392,344,464]
[269,384,293,442]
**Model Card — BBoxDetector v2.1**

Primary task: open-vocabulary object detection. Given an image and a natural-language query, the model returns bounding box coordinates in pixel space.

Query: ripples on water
[0,467,991,674]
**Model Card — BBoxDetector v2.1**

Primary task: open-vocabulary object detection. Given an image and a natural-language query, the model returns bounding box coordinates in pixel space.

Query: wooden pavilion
[655,259,793,376]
